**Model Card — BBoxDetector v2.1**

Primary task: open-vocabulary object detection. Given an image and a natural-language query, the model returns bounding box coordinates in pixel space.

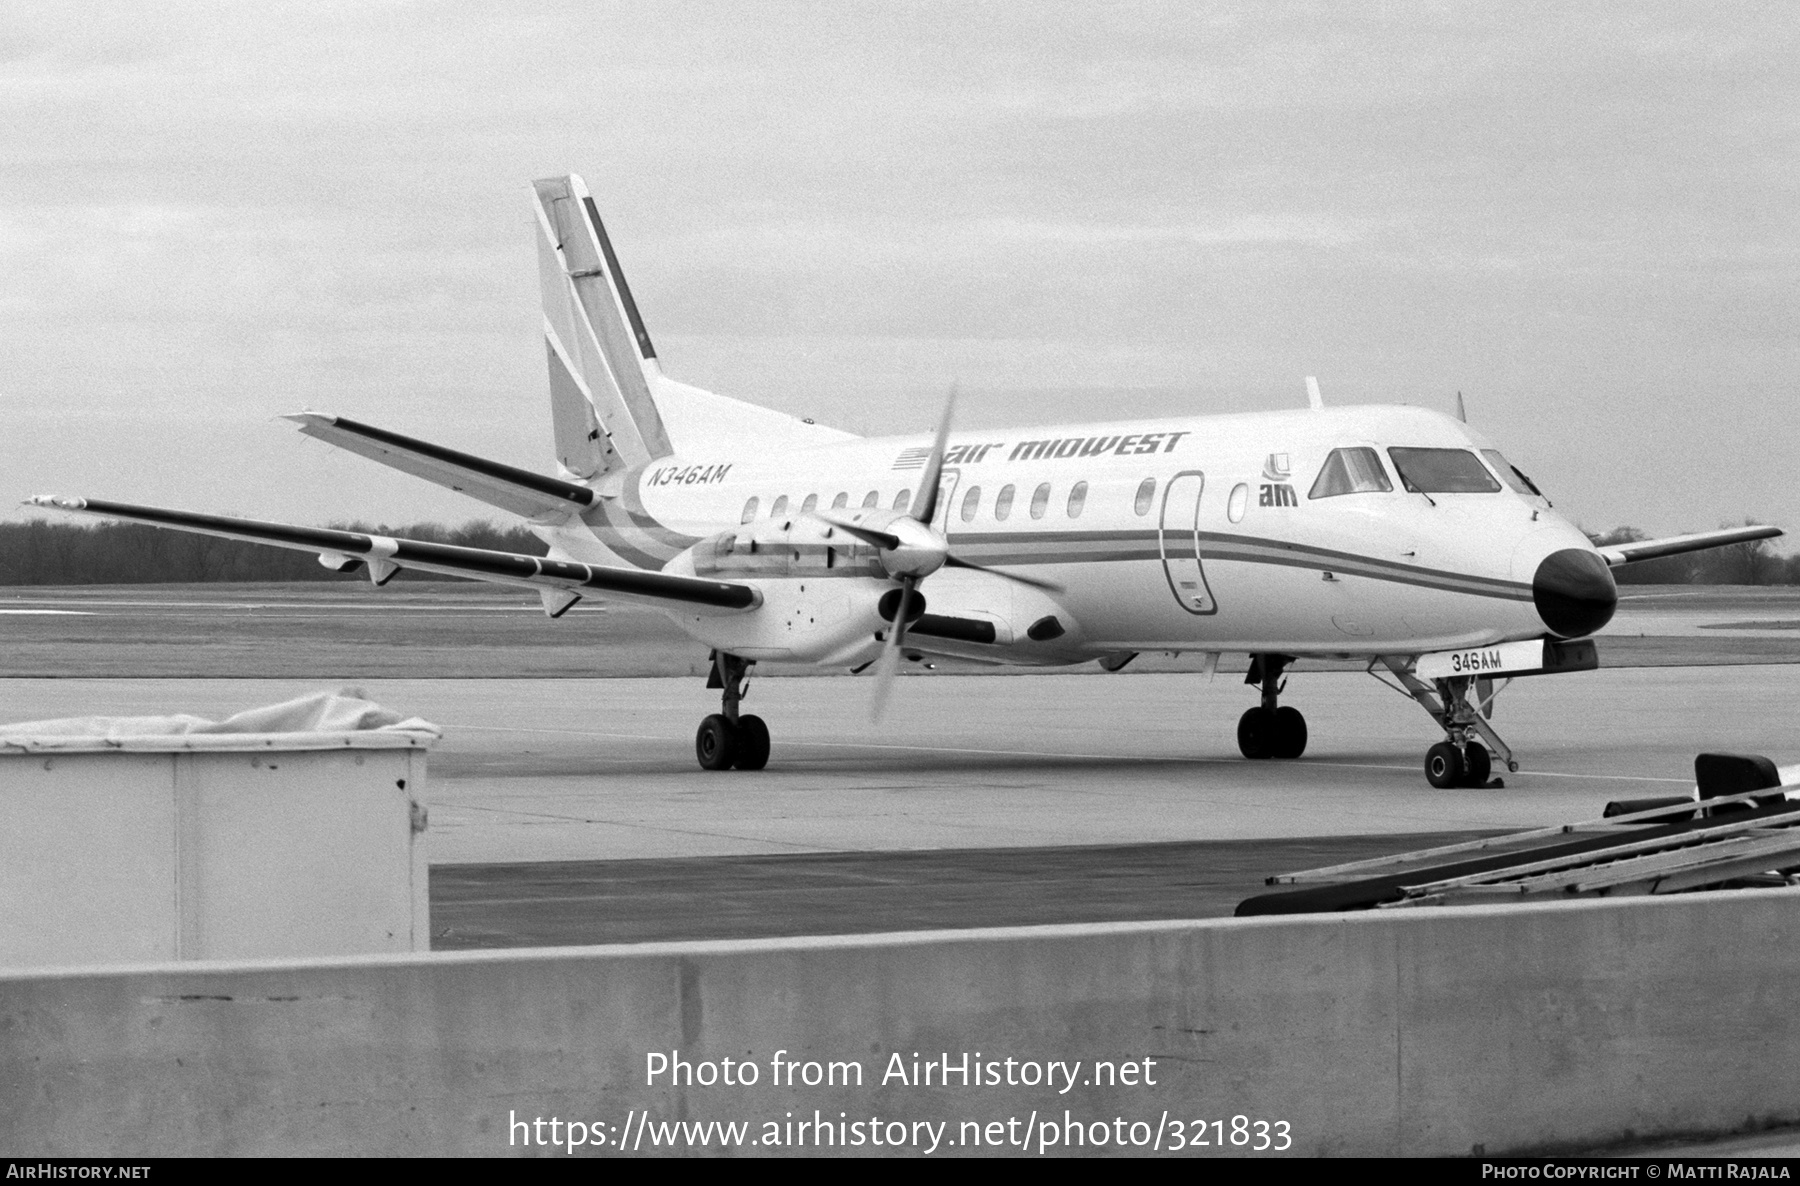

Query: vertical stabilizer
[532,175,674,478]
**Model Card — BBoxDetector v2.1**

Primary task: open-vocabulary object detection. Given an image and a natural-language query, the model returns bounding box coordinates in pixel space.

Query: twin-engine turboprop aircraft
[31,174,1782,785]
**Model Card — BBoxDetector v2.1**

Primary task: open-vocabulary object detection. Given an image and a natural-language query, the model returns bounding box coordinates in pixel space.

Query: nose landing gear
[1238,653,1308,760]
[696,650,771,771]
[1375,658,1515,788]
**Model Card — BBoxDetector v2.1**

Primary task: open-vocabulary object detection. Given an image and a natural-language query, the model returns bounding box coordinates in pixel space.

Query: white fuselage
[541,404,1597,668]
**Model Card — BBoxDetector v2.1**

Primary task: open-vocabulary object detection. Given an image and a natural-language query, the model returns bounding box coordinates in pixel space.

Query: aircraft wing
[26,496,758,615]
[284,413,596,521]
[1595,525,1783,567]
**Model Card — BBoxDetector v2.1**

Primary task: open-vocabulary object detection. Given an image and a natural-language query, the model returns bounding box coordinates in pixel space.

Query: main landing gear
[695,651,770,772]
[1372,658,1517,789]
[1238,653,1307,760]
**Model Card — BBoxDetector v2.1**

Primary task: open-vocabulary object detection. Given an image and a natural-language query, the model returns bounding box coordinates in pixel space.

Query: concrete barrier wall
[3,888,1799,1157]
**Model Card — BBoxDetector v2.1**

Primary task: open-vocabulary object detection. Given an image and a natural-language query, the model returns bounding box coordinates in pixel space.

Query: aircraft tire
[1461,742,1491,787]
[1424,741,1464,789]
[1237,707,1276,760]
[733,714,771,771]
[696,714,738,771]
[1271,706,1308,760]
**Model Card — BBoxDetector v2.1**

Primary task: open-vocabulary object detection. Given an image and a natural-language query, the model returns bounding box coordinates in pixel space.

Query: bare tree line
[1588,524,1789,585]
[0,520,547,585]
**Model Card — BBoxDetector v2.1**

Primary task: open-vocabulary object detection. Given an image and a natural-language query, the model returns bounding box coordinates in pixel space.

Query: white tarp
[0,689,441,753]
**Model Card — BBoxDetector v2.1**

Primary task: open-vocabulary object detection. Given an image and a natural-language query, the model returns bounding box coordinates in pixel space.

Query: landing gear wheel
[1424,741,1465,789]
[1460,742,1492,788]
[1238,707,1276,760]
[695,714,738,771]
[732,714,771,771]
[1271,706,1308,760]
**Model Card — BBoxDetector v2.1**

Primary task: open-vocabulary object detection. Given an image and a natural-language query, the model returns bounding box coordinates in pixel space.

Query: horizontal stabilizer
[26,496,758,613]
[1596,525,1783,567]
[286,413,594,521]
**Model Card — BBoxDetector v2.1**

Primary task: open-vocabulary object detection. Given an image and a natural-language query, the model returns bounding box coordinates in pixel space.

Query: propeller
[809,387,1068,717]
[815,386,1061,719]
[862,386,955,720]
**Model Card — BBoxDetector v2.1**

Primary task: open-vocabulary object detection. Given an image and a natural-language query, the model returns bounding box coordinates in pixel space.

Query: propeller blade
[910,384,958,527]
[943,555,1065,592]
[813,511,902,551]
[868,575,916,722]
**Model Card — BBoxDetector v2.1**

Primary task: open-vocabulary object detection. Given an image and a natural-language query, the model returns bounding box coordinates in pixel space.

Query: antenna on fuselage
[1456,391,1468,422]
[1305,376,1323,410]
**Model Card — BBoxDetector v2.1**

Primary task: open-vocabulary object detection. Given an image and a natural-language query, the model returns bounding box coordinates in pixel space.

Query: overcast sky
[4,2,1797,539]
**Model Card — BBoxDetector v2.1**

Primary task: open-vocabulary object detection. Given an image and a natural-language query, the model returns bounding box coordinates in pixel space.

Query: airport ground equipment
[1239,752,1800,915]
[0,691,435,967]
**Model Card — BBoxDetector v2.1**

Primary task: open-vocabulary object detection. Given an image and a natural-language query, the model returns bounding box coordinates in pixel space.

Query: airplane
[30,173,1783,786]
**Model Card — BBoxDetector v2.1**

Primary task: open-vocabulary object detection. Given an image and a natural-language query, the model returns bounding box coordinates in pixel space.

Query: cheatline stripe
[603,505,1536,602]
[621,472,702,549]
[1194,532,1529,597]
[957,545,1159,566]
[949,543,1533,600]
[939,526,1530,596]
[582,504,676,570]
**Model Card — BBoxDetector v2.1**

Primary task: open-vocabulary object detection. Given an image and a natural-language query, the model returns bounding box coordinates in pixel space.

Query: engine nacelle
[669,517,888,583]
[660,515,1076,665]
[661,572,899,664]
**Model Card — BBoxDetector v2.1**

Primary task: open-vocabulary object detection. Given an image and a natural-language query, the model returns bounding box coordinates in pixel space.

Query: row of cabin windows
[741,476,1166,526]
[736,447,1542,525]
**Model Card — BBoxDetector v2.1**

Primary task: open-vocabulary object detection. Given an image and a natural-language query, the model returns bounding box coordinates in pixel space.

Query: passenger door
[1159,470,1217,615]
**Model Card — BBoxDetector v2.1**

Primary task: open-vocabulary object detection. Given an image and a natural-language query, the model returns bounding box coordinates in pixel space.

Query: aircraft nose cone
[1533,548,1617,637]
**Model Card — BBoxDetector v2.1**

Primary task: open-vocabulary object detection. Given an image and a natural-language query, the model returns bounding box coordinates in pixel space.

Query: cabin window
[1308,447,1394,499]
[1029,483,1051,520]
[1067,481,1088,518]
[994,484,1016,521]
[770,495,789,518]
[1387,447,1501,494]
[740,497,760,523]
[861,490,880,509]
[801,493,819,513]
[1133,477,1156,516]
[831,492,849,509]
[1228,482,1249,522]
[1481,449,1546,499]
[893,489,911,512]
[960,486,981,522]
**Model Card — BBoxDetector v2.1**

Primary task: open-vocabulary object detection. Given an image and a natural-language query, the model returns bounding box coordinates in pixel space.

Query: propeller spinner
[812,387,1060,720]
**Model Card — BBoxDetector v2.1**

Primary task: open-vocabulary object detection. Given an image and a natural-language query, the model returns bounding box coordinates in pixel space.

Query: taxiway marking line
[441,803,831,851]
[443,724,1691,783]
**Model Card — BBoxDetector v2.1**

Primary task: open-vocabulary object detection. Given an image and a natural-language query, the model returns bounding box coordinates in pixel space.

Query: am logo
[1259,483,1298,507]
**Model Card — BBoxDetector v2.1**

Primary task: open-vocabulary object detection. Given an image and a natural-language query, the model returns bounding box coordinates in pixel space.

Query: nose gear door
[1159,470,1217,615]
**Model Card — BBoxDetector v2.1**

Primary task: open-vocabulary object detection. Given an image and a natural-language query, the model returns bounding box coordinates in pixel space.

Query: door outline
[1159,469,1218,615]
[930,468,960,535]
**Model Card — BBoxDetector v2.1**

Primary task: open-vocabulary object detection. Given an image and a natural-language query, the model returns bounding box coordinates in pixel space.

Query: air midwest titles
[647,1050,1159,1093]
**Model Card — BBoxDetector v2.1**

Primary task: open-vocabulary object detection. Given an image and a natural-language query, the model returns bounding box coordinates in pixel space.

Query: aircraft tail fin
[532,174,674,478]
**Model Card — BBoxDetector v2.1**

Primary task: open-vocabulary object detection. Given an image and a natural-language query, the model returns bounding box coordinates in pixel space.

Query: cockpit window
[1308,447,1393,499]
[1387,447,1501,494]
[1480,449,1546,499]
